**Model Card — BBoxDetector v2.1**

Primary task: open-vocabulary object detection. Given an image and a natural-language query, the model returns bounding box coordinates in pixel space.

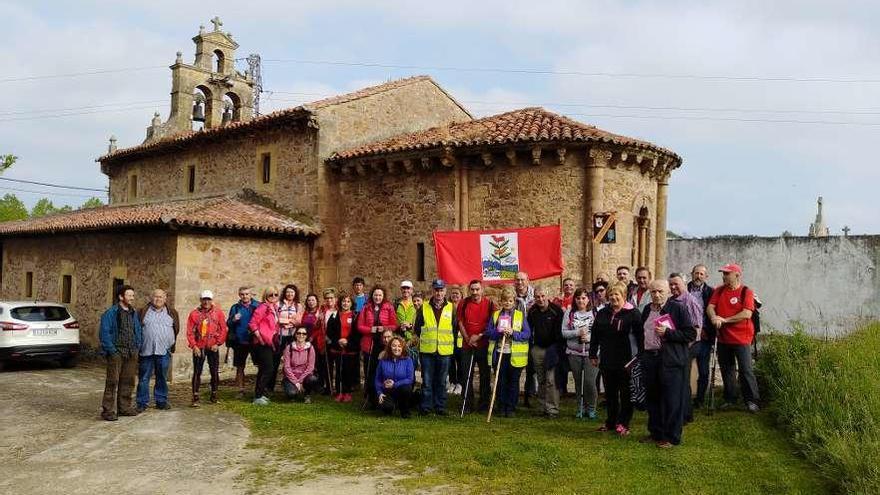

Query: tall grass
[759,323,880,494]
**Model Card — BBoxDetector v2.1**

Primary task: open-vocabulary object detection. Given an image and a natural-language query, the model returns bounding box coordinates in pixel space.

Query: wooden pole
[486,333,508,423]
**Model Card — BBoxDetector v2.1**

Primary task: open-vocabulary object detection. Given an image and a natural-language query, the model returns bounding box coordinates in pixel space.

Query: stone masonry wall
[315,79,472,291]
[107,122,319,219]
[0,232,177,350]
[172,233,311,374]
[601,166,659,275]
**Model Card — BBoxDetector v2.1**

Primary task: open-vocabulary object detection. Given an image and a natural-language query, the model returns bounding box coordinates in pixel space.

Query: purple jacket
[374,356,415,396]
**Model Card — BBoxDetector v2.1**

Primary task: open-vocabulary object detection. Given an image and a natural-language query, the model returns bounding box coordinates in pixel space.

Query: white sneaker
[453,384,462,395]
[446,383,455,393]
[253,396,269,406]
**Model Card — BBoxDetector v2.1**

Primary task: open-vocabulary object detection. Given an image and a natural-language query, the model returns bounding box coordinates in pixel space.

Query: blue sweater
[227,300,260,345]
[99,304,143,356]
[374,356,415,396]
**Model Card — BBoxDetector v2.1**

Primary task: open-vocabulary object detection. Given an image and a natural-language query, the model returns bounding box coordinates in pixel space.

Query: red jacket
[186,306,228,350]
[249,302,279,348]
[357,301,398,354]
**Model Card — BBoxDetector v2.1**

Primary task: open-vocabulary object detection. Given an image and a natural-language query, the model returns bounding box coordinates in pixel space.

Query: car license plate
[33,328,58,337]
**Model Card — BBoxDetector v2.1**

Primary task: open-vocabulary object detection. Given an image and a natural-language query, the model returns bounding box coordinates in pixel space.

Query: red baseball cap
[718,263,742,274]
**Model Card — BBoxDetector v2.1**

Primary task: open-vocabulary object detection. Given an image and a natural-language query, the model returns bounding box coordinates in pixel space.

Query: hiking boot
[453,384,462,395]
[101,412,118,421]
[746,401,760,413]
[191,394,201,408]
[135,404,148,414]
[119,408,139,417]
[587,406,597,420]
[156,402,171,410]
[252,396,269,406]
[209,392,219,404]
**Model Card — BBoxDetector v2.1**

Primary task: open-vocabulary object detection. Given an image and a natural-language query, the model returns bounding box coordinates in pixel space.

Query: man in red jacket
[186,290,228,407]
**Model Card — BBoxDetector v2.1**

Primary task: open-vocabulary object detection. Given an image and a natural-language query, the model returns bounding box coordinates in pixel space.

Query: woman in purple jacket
[374,335,415,418]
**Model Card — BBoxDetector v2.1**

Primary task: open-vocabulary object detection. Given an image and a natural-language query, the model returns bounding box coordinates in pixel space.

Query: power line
[0,99,166,117]
[261,58,880,84]
[0,177,107,192]
[0,104,161,123]
[267,90,880,116]
[0,65,166,83]
[0,185,104,199]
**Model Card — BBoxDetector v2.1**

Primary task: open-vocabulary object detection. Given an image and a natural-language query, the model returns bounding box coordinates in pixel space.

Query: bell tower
[145,17,255,142]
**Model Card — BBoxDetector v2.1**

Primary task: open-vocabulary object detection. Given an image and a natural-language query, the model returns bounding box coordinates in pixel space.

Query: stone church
[0,20,682,366]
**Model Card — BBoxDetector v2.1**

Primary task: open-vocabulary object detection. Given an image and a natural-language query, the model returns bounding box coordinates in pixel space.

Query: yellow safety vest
[488,310,529,368]
[419,302,455,356]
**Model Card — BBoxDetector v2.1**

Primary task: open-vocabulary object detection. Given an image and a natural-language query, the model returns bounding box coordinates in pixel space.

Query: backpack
[738,286,762,334]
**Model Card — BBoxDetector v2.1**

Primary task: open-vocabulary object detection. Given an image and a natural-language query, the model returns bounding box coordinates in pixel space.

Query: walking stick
[336,352,343,396]
[707,335,718,416]
[361,337,376,411]
[324,348,334,396]
[486,334,508,423]
[460,351,476,418]
[578,342,587,419]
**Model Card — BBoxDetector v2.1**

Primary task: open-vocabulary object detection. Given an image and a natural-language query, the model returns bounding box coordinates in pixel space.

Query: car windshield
[11,306,71,322]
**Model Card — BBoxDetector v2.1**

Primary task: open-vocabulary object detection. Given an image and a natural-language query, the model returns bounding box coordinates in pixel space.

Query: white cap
[400,280,414,288]
[200,290,214,300]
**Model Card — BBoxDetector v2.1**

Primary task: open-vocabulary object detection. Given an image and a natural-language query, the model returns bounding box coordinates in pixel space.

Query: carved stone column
[654,174,669,278]
[585,148,610,284]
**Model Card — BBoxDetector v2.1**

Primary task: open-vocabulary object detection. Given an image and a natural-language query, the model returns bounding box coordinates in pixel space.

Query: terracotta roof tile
[97,76,437,164]
[328,107,681,162]
[0,194,319,237]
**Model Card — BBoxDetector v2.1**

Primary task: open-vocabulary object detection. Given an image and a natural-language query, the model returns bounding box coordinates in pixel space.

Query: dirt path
[0,362,390,494]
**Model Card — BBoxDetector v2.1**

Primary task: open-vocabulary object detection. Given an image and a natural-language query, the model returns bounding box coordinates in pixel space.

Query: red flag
[433,225,563,284]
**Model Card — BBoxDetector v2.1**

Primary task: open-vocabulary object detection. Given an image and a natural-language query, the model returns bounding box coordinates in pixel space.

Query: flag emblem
[481,232,519,281]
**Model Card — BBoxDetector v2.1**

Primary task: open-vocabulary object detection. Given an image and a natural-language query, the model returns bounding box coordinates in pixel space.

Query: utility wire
[0,185,104,199]
[0,65,166,83]
[0,177,107,192]
[260,58,880,84]
[0,104,161,123]
[0,99,166,117]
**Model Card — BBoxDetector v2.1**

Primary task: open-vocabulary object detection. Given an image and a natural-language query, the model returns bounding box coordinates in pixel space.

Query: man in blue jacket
[227,286,259,397]
[99,285,143,421]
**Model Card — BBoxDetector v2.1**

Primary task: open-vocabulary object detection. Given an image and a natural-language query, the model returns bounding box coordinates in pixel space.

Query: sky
[1,0,878,237]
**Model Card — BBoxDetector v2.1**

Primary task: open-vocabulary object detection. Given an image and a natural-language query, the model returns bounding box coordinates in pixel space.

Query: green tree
[0,154,16,171]
[30,198,72,218]
[0,193,28,221]
[79,197,104,209]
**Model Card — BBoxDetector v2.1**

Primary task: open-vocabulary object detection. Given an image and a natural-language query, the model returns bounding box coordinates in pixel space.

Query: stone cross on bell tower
[808,196,830,237]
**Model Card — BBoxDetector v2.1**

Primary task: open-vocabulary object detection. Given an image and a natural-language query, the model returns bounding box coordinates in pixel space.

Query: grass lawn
[218,387,829,494]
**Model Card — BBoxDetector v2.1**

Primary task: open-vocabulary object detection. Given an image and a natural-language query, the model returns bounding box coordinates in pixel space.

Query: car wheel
[59,356,78,369]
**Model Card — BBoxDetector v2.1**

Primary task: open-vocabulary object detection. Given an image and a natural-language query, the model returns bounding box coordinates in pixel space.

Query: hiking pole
[707,335,718,416]
[460,351,476,418]
[336,352,343,397]
[324,349,334,397]
[361,337,375,411]
[486,334,508,423]
[578,342,587,419]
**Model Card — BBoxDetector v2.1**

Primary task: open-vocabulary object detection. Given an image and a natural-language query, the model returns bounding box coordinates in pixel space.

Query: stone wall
[314,78,472,290]
[107,122,319,219]
[601,166,658,274]
[0,232,177,349]
[667,235,880,337]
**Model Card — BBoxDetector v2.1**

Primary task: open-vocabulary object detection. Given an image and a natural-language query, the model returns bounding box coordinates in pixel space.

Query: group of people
[98,263,761,448]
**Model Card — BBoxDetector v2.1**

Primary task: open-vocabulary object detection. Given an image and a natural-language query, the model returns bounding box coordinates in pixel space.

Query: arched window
[213,49,225,73]
[222,92,242,124]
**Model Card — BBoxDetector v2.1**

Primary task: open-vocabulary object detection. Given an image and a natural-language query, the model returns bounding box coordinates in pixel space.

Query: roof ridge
[303,75,433,109]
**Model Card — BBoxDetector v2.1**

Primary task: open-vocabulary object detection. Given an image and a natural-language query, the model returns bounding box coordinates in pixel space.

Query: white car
[0,301,80,370]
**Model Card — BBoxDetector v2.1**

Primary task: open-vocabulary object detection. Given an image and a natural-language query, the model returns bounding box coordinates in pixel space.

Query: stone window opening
[187,165,196,193]
[128,174,138,200]
[416,242,426,282]
[61,275,73,304]
[261,153,271,184]
[111,278,124,305]
[25,271,33,299]
[213,49,225,73]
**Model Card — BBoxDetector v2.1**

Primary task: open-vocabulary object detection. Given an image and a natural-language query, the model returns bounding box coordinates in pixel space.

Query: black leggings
[379,385,413,416]
[192,349,220,394]
[602,367,633,429]
[252,345,275,399]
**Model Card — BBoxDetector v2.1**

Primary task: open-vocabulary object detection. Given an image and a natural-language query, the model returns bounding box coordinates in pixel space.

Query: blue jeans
[717,343,760,403]
[690,340,712,404]
[137,353,169,407]
[496,353,523,414]
[420,353,450,412]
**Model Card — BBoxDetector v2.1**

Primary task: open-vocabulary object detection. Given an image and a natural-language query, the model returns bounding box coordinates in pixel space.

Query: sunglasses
[268,293,279,297]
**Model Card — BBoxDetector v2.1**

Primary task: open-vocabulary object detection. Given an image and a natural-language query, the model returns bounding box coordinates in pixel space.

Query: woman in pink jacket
[282,328,320,403]
[248,286,280,406]
[357,286,398,409]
